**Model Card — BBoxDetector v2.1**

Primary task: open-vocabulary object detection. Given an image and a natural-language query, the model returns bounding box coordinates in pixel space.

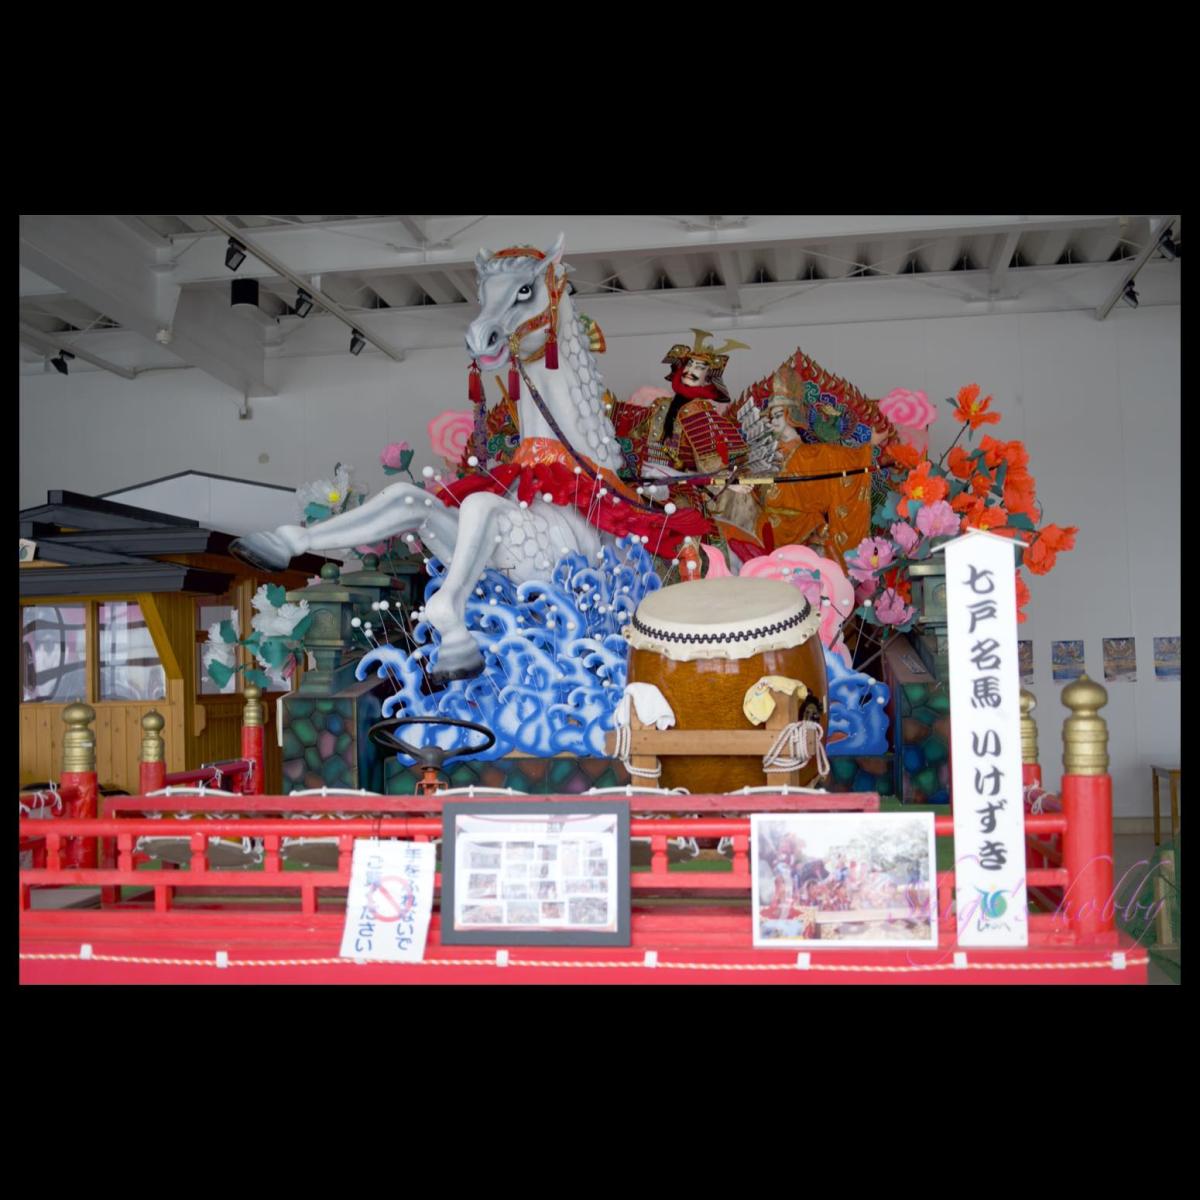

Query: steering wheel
[367,715,496,772]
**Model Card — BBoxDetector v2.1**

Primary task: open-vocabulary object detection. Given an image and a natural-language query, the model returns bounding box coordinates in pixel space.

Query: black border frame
[440,800,631,946]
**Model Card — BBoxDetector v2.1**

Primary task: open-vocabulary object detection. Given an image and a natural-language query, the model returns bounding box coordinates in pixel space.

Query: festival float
[19,233,1146,984]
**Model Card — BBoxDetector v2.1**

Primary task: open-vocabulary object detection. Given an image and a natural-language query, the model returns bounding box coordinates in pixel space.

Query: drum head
[626,577,821,662]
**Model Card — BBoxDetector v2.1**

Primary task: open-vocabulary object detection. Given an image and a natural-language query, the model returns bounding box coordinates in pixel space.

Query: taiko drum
[623,577,828,793]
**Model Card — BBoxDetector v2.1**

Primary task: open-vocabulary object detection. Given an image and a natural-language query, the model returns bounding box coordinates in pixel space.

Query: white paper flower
[201,622,238,687]
[250,585,310,638]
[295,464,362,521]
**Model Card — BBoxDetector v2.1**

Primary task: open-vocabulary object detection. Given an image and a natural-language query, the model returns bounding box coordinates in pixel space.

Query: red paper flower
[1015,570,1031,624]
[898,461,948,517]
[1003,466,1038,518]
[952,383,1002,431]
[1025,523,1078,575]
[947,446,975,479]
[887,442,923,471]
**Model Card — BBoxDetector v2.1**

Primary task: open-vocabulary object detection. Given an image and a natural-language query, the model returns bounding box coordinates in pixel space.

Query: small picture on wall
[1052,640,1086,683]
[1153,637,1180,681]
[1102,638,1137,683]
[1018,640,1034,685]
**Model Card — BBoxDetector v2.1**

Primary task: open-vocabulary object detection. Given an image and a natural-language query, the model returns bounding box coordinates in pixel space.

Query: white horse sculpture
[231,233,639,684]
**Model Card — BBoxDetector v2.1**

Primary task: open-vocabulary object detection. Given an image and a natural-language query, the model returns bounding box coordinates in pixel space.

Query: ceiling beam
[987,232,1022,297]
[397,216,428,247]
[160,215,1126,287]
[203,214,406,362]
[1095,215,1179,321]
[446,270,479,304]
[20,215,274,396]
[715,251,744,312]
[410,272,461,306]
[19,321,138,380]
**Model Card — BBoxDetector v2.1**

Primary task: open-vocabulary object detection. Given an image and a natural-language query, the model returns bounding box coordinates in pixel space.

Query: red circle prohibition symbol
[367,876,416,923]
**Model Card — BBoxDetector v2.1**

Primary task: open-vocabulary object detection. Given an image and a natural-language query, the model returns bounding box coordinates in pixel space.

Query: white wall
[20,304,1180,815]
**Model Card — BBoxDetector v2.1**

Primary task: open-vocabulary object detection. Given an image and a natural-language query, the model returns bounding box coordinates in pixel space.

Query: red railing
[20,799,1108,944]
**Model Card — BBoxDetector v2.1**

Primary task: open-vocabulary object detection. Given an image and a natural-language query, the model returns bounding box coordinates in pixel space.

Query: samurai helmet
[662,328,750,403]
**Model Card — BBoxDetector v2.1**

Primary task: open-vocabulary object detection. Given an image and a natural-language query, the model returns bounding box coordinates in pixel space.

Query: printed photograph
[1051,640,1086,683]
[1102,637,1137,683]
[751,813,938,949]
[460,903,504,925]
[1154,637,1180,681]
[441,802,630,947]
[466,873,498,899]
[505,902,542,925]
[1018,640,1034,685]
[567,897,611,926]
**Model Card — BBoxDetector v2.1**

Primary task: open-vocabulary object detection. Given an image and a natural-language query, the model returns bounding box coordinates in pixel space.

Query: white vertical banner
[943,531,1028,947]
[339,839,436,961]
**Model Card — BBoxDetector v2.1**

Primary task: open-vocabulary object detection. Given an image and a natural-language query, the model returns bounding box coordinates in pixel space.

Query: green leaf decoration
[207,660,236,689]
[399,448,414,471]
[993,461,1008,492]
[290,612,314,641]
[1006,511,1037,532]
[242,631,261,652]
[304,502,331,524]
[260,636,291,669]
[265,583,288,608]
[219,619,239,644]
[382,465,402,475]
[244,667,272,689]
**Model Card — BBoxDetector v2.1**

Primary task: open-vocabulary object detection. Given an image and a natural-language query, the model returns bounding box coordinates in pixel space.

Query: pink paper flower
[854,578,879,607]
[890,521,920,554]
[875,587,915,626]
[380,441,411,470]
[846,536,895,583]
[915,499,960,539]
[355,542,388,556]
[427,411,474,463]
[879,388,937,431]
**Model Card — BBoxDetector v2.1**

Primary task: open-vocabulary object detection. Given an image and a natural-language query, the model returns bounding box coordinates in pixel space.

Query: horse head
[466,232,567,369]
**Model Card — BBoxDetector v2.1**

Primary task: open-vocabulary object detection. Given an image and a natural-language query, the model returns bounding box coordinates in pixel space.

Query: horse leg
[230,482,460,569]
[422,491,515,683]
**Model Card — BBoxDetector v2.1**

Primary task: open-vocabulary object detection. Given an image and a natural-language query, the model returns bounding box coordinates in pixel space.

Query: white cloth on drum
[615,683,677,731]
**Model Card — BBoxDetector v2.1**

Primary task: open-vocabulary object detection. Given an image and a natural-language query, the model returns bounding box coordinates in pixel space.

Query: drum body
[624,578,828,793]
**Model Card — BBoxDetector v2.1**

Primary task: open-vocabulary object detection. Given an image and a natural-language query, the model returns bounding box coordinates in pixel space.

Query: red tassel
[468,362,483,404]
[545,332,558,370]
[508,361,520,402]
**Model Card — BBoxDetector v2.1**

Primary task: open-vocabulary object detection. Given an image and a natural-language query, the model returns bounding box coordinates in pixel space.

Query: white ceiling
[19,214,1181,396]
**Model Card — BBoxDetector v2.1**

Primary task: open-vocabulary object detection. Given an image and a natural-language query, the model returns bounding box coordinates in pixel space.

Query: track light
[1122,281,1139,309]
[294,288,314,318]
[1159,232,1179,261]
[230,277,260,311]
[349,330,366,355]
[51,351,74,375]
[224,238,247,271]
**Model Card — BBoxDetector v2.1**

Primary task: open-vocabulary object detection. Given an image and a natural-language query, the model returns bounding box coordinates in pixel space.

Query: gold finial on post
[1020,688,1039,765]
[242,683,264,728]
[1062,674,1109,776]
[140,711,166,763]
[61,703,97,774]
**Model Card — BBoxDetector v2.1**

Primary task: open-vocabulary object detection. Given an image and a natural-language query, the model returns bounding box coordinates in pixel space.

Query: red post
[1061,775,1114,939]
[139,711,168,795]
[240,684,265,795]
[60,703,97,870]
[1058,677,1114,941]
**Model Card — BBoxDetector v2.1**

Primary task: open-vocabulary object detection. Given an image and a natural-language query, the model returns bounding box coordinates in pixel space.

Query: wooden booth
[20,490,327,796]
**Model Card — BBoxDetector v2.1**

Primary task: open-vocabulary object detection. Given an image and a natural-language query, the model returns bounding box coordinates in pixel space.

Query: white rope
[612,722,663,780]
[145,786,241,798]
[762,721,831,780]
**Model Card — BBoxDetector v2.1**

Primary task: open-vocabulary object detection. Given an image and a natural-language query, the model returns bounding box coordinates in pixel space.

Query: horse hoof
[430,644,486,685]
[229,531,295,571]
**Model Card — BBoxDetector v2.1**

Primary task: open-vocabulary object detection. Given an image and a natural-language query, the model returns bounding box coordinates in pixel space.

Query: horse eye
[516,285,532,301]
